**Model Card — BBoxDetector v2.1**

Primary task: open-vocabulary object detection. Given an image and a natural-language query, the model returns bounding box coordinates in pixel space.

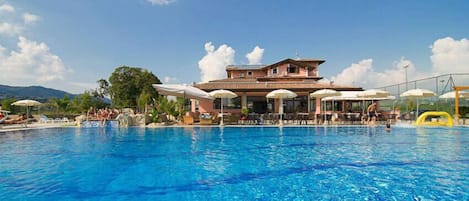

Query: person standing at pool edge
[367,102,377,126]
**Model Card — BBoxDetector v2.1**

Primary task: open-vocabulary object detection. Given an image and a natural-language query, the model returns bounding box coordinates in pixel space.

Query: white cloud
[23,12,40,24]
[330,58,417,89]
[0,36,71,86]
[163,76,178,83]
[0,4,15,13]
[430,37,469,75]
[198,42,235,82]
[328,36,469,90]
[0,3,80,92]
[0,4,41,37]
[330,59,373,87]
[147,0,175,6]
[0,22,23,36]
[246,46,264,65]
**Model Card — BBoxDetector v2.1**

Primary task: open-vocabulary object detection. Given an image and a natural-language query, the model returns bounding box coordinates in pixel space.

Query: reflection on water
[394,120,415,128]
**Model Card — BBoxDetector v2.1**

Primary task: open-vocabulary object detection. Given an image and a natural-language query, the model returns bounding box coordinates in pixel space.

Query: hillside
[0,84,75,102]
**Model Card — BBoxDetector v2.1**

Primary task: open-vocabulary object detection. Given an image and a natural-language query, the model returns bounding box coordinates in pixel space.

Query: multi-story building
[194,58,362,115]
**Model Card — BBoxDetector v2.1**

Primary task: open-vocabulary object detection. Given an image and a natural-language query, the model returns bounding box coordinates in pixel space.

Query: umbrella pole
[220,98,224,126]
[416,98,419,121]
[321,100,326,124]
[332,99,335,124]
[26,106,29,126]
[279,99,283,126]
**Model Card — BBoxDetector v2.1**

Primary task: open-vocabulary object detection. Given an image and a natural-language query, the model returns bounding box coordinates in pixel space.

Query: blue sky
[0,0,468,93]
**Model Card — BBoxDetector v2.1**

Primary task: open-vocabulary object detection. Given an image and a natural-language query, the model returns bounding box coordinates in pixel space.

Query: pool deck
[0,122,77,132]
[1,120,468,132]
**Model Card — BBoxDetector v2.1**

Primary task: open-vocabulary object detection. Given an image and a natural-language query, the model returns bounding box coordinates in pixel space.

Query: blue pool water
[0,126,468,200]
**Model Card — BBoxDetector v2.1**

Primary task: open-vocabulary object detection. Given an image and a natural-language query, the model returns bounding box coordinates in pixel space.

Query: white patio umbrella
[310,89,341,124]
[439,91,469,99]
[266,89,297,126]
[357,89,391,117]
[152,84,214,101]
[357,89,391,99]
[400,89,436,120]
[209,89,238,126]
[11,99,42,124]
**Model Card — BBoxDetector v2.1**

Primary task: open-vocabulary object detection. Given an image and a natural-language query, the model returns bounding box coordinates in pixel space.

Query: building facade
[194,58,362,115]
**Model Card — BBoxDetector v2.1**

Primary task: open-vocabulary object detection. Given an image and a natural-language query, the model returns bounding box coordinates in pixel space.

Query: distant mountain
[0,84,75,102]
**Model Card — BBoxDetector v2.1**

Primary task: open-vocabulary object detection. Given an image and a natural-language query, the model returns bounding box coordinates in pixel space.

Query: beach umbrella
[357,89,391,117]
[400,89,436,120]
[209,89,238,126]
[310,89,341,98]
[310,89,341,124]
[11,99,42,125]
[438,91,469,99]
[266,89,297,125]
[357,89,391,99]
[152,84,214,101]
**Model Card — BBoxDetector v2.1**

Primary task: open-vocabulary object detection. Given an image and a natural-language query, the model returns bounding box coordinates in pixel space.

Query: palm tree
[52,96,70,116]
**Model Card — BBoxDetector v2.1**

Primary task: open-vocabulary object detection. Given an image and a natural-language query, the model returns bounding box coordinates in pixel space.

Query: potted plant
[241,107,249,120]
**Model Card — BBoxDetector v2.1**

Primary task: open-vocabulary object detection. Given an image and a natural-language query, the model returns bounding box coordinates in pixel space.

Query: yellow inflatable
[414,111,453,127]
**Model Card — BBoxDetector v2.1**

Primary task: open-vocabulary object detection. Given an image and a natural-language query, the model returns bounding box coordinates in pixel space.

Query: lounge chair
[54,117,70,123]
[39,115,54,123]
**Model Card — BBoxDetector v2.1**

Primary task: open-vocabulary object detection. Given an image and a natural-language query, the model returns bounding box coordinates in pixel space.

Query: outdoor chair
[183,115,194,125]
[296,113,310,125]
[227,114,241,125]
[39,115,54,123]
[283,113,295,124]
[263,113,272,125]
[212,116,221,125]
[199,113,213,125]
[247,113,258,125]
[54,117,70,123]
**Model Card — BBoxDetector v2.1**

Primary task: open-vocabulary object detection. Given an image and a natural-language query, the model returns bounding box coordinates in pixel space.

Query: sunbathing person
[3,114,27,124]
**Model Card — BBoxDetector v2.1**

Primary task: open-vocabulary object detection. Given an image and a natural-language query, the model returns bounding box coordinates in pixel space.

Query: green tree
[52,95,71,116]
[1,98,16,112]
[95,79,110,98]
[137,92,152,113]
[78,91,94,113]
[108,66,161,108]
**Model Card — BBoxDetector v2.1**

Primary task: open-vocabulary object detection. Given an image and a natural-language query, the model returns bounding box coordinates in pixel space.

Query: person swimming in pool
[385,122,391,132]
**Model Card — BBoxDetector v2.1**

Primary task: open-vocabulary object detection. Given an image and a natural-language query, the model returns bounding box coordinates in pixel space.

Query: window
[247,71,253,76]
[213,97,241,110]
[287,65,298,73]
[272,67,278,74]
[240,73,244,78]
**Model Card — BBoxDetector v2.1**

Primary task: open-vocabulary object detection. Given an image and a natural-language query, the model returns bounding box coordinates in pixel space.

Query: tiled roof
[224,58,325,71]
[226,65,266,70]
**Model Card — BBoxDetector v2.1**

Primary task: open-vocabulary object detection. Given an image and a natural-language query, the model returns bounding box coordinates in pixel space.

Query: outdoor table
[296,113,309,125]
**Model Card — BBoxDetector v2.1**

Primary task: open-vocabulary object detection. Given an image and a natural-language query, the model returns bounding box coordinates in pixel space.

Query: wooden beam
[454,86,469,124]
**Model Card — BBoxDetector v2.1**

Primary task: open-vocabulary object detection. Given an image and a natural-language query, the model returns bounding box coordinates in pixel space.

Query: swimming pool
[0,126,467,200]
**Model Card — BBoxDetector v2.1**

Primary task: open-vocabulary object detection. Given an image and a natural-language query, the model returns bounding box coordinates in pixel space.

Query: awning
[152,84,214,100]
